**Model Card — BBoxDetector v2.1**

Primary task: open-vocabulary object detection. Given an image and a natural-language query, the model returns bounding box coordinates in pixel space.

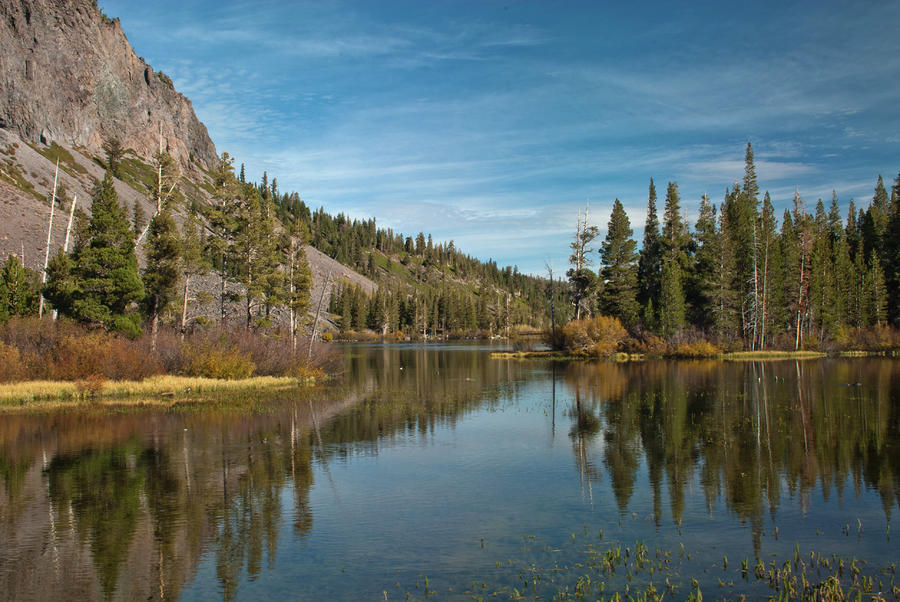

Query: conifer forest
[2,142,900,354]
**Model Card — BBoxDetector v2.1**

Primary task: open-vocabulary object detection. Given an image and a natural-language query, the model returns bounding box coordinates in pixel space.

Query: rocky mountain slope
[0,0,217,169]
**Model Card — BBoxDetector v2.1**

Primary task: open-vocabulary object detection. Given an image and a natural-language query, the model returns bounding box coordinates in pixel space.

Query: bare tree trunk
[38,159,60,319]
[751,219,760,350]
[53,193,78,322]
[180,275,190,341]
[308,272,331,359]
[150,303,159,352]
[246,263,253,330]
[157,127,163,214]
[795,254,805,351]
[220,253,227,327]
[760,230,769,350]
[289,239,296,353]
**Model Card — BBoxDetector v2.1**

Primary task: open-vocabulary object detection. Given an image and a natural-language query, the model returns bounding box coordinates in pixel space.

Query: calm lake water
[1,345,899,600]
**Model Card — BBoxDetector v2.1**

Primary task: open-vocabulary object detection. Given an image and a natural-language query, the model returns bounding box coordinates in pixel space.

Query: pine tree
[285,220,312,350]
[0,255,38,321]
[757,192,780,348]
[658,257,685,339]
[861,175,889,260]
[178,208,207,337]
[233,186,279,329]
[886,171,900,324]
[868,251,888,326]
[660,181,690,271]
[637,178,662,311]
[712,202,741,342]
[691,195,718,329]
[102,138,125,178]
[142,209,181,349]
[47,171,144,333]
[599,199,639,327]
[132,200,146,236]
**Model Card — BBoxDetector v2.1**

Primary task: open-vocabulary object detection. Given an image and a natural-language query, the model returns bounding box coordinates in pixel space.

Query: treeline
[327,280,534,337]
[242,164,561,334]
[573,143,899,350]
[6,148,314,342]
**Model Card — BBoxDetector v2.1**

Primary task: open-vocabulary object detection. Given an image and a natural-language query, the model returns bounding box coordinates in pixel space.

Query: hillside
[0,0,554,335]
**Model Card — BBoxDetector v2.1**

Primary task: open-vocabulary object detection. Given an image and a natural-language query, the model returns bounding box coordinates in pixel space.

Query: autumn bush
[671,340,722,358]
[185,341,255,380]
[560,315,628,357]
[848,325,900,351]
[0,342,26,382]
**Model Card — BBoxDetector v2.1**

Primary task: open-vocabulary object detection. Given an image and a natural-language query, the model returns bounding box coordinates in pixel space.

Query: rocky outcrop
[0,0,217,168]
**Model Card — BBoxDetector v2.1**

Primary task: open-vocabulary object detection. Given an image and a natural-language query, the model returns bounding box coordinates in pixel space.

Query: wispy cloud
[102,0,900,274]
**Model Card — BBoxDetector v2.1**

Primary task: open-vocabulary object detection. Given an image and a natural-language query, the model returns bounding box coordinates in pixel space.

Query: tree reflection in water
[0,350,897,600]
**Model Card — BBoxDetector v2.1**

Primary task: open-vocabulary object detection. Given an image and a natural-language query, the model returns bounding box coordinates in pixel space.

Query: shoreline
[0,374,318,411]
[491,349,896,361]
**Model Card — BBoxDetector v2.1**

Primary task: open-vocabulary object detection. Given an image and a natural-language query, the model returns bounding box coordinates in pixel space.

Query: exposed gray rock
[0,0,218,169]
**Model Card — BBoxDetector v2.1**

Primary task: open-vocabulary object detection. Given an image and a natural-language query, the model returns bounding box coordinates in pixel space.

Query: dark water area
[1,345,899,600]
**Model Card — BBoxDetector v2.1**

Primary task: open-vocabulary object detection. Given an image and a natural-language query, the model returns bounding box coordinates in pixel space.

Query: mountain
[0,0,554,334]
[0,0,217,168]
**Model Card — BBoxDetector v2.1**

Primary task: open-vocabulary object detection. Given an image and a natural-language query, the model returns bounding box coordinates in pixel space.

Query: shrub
[0,342,26,382]
[106,337,162,380]
[52,333,110,380]
[185,342,255,379]
[561,315,627,357]
[671,340,721,358]
[75,374,106,399]
[320,332,333,342]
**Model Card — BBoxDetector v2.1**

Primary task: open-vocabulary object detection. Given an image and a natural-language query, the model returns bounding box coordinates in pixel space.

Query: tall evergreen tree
[0,255,38,321]
[757,192,781,348]
[178,208,207,336]
[142,209,181,349]
[46,171,144,333]
[637,178,662,313]
[690,194,718,328]
[660,181,690,270]
[599,199,639,327]
[658,257,685,339]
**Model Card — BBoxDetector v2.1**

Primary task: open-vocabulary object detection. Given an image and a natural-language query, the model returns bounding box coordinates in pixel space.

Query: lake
[1,344,898,600]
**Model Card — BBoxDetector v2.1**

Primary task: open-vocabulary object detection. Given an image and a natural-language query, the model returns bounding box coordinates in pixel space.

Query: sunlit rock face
[0,0,217,169]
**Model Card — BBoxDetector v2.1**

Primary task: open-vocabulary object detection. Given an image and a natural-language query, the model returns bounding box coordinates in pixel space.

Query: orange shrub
[185,343,255,379]
[51,333,110,381]
[75,373,107,399]
[672,340,721,358]
[0,342,26,382]
[561,315,627,357]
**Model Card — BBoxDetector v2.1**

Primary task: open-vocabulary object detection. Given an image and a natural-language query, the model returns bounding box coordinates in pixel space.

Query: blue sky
[100,0,900,275]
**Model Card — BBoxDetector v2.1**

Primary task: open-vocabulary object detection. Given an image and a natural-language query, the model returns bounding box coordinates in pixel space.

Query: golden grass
[0,375,312,409]
[719,350,827,360]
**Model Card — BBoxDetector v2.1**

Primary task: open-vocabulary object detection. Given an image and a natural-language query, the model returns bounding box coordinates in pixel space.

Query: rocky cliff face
[0,0,217,168]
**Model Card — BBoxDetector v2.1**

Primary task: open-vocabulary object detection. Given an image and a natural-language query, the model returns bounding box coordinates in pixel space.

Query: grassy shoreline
[490,349,894,361]
[0,374,316,411]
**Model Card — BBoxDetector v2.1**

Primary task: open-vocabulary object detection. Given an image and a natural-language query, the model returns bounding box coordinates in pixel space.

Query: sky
[99,0,900,275]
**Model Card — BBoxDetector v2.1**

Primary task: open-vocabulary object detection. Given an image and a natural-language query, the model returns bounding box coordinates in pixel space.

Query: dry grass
[720,350,827,360]
[0,374,308,409]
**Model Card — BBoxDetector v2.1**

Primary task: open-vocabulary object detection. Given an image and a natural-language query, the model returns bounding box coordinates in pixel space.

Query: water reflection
[557,359,900,548]
[0,350,897,600]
